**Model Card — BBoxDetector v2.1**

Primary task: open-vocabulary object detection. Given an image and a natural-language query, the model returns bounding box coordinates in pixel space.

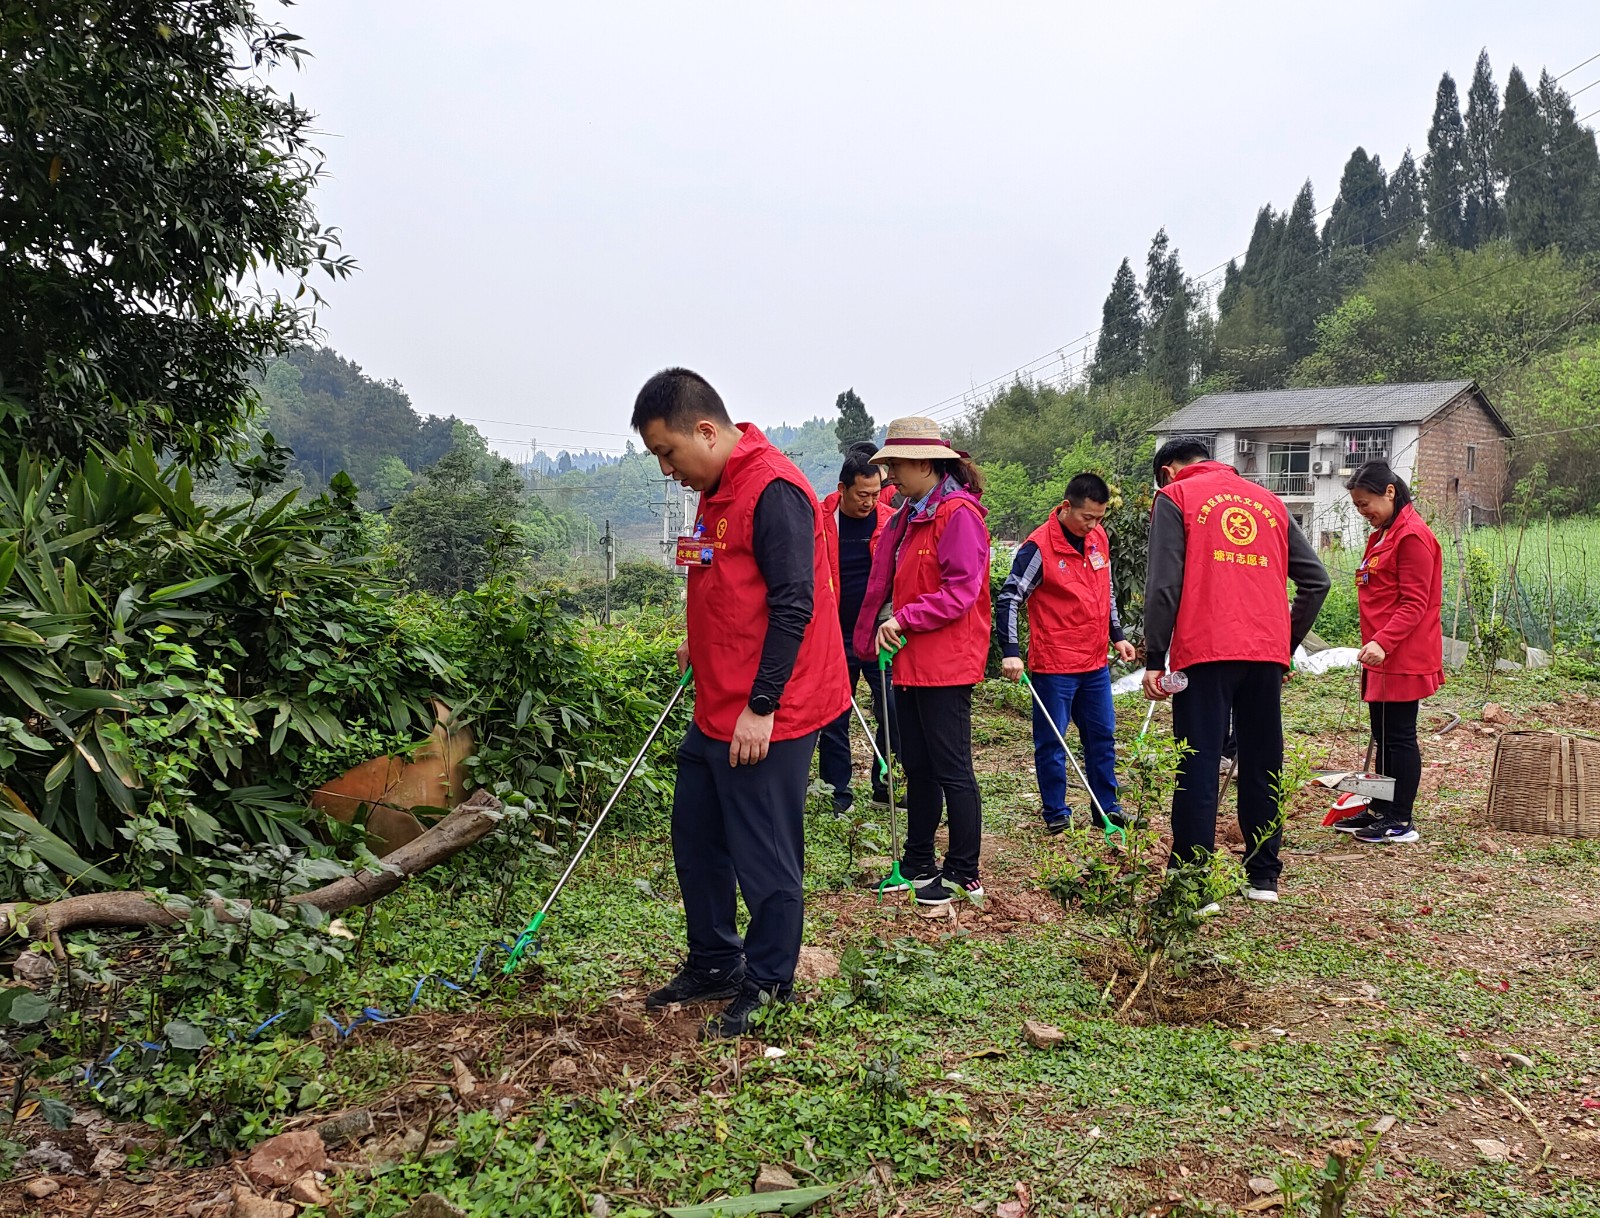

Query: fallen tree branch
[2,790,503,961]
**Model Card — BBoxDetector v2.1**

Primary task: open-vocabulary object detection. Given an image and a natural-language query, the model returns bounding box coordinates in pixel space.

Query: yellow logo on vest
[716,518,728,540]
[1219,506,1258,547]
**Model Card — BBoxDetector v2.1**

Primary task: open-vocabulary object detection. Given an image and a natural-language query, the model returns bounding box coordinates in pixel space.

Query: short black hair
[630,367,732,434]
[838,443,883,488]
[1152,435,1211,486]
[1345,460,1414,513]
[1064,472,1110,507]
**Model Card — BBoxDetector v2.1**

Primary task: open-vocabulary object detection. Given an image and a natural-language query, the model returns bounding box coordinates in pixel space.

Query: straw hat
[871,416,963,463]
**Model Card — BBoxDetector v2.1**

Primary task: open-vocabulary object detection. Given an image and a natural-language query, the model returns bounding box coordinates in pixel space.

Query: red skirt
[1363,668,1444,703]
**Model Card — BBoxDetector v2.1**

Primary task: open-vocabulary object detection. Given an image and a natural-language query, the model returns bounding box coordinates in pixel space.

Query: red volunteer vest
[685,425,851,742]
[820,491,895,599]
[892,497,992,687]
[1023,514,1112,674]
[1158,461,1292,670]
[1356,502,1444,675]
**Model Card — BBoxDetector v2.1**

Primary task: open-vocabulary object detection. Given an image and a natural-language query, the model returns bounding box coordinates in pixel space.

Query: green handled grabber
[1020,671,1123,846]
[874,638,907,899]
[503,665,693,974]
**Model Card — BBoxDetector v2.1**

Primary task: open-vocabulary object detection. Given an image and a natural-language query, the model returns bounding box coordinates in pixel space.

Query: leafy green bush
[0,444,449,867]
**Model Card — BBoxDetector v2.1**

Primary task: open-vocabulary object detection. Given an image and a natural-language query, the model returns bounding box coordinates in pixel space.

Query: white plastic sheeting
[1107,645,1362,697]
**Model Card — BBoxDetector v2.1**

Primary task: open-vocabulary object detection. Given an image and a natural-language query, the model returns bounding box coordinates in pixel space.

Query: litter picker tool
[503,666,693,974]
[874,639,907,899]
[1319,666,1395,824]
[1020,672,1122,845]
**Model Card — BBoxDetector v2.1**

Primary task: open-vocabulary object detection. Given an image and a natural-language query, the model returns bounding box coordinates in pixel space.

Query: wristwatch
[748,693,778,717]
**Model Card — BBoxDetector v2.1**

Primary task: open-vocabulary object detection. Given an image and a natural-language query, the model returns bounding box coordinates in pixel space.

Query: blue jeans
[817,660,897,805]
[1030,666,1121,823]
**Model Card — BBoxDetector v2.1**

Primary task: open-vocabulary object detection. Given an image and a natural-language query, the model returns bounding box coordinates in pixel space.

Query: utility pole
[602,519,614,627]
[660,476,671,567]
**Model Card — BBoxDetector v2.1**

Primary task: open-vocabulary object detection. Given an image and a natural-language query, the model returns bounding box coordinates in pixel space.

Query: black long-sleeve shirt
[748,479,816,709]
[1142,495,1330,671]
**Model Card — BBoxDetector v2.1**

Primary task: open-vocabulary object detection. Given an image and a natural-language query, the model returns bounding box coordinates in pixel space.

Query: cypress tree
[1091,257,1145,385]
[1326,147,1388,250]
[1539,70,1600,253]
[1462,50,1504,247]
[1271,181,1325,360]
[1385,149,1425,250]
[1217,258,1243,318]
[833,388,874,454]
[1239,205,1281,294]
[1147,281,1195,403]
[1423,72,1468,248]
[1499,66,1552,251]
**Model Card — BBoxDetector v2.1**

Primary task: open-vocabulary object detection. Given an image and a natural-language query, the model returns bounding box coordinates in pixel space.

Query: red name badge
[1088,549,1107,570]
[675,535,713,567]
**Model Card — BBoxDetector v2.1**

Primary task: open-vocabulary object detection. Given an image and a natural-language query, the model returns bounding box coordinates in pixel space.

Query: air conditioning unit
[1235,439,1256,454]
[1311,461,1330,476]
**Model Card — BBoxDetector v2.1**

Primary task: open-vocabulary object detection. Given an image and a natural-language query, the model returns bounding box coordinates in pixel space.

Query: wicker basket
[1487,730,1600,838]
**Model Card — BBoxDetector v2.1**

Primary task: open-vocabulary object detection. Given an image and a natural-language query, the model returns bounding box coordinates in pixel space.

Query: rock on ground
[243,1130,328,1190]
[753,1163,799,1192]
[230,1186,296,1218]
[1023,1020,1066,1049]
[793,945,840,984]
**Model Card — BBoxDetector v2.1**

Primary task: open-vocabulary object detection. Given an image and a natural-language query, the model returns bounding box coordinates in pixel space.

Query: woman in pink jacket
[853,418,991,907]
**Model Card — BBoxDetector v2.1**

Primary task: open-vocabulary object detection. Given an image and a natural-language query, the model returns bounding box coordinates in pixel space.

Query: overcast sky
[277,2,1598,460]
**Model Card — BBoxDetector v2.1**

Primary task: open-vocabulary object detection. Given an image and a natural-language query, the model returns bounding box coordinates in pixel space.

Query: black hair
[1152,435,1211,486]
[630,367,732,434]
[838,443,883,488]
[1345,460,1413,513]
[932,456,985,494]
[1065,472,1111,507]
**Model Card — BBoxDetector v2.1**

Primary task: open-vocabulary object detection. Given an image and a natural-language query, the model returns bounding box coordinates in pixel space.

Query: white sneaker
[1245,888,1279,903]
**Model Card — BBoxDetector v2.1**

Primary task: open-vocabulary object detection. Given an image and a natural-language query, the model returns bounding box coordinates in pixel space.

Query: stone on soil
[316,1108,375,1146]
[244,1130,328,1190]
[753,1163,799,1192]
[289,1174,329,1206]
[1472,1137,1511,1161]
[230,1187,296,1218]
[793,945,840,984]
[1022,1020,1065,1050]
[24,1178,61,1199]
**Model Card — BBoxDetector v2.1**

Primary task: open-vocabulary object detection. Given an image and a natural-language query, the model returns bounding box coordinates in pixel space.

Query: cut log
[2,790,502,958]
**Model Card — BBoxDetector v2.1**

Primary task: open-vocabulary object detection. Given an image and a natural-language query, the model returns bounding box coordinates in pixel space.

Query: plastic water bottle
[1158,670,1188,694]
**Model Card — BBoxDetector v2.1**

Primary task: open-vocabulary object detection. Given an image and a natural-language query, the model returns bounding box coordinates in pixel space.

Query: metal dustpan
[1313,770,1397,802]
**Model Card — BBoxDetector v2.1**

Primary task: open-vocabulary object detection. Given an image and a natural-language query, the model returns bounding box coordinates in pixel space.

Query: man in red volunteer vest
[997,473,1138,834]
[1142,436,1329,903]
[817,443,898,815]
[632,368,849,1037]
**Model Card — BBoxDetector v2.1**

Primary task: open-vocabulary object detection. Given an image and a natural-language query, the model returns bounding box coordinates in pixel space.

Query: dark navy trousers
[672,723,816,992]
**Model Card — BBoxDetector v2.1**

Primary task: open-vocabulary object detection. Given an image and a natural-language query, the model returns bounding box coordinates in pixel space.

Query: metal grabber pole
[503,666,693,974]
[874,640,906,900]
[1020,672,1122,846]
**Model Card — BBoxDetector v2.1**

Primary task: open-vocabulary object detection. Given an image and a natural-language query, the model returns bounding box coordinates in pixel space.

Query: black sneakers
[877,866,942,894]
[703,983,790,1039]
[1043,814,1072,836]
[1354,818,1420,844]
[645,960,746,1009]
[1332,807,1383,835]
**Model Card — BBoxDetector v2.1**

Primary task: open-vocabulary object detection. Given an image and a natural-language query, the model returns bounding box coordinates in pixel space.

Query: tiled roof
[1151,380,1509,434]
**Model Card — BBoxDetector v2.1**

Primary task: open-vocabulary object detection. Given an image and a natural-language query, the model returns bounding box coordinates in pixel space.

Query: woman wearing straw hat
[852,417,992,905]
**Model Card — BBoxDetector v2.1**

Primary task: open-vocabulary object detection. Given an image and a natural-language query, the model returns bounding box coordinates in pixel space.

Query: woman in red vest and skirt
[853,418,992,906]
[1337,461,1444,845]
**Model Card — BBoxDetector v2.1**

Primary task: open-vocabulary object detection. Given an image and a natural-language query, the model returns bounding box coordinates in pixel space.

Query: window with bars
[1338,428,1391,465]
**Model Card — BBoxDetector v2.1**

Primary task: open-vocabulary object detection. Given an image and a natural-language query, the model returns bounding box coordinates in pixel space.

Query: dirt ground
[4,679,1600,1216]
